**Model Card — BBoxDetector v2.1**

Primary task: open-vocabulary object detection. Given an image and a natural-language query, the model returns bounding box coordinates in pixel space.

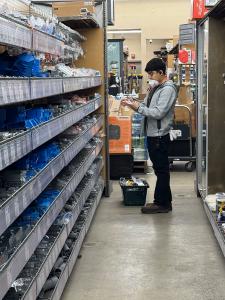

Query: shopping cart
[169,104,196,172]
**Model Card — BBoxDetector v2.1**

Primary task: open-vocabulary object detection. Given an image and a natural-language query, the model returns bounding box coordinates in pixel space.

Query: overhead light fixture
[107,29,142,34]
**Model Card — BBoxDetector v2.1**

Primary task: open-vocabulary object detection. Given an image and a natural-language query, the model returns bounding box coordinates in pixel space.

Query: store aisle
[62,168,225,300]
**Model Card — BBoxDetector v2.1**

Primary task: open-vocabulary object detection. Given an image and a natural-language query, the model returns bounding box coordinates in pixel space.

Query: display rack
[59,16,100,29]
[197,0,225,256]
[0,76,102,105]
[44,181,104,300]
[0,97,102,171]
[0,142,103,299]
[0,0,109,298]
[0,13,63,55]
[0,116,103,236]
[3,158,103,300]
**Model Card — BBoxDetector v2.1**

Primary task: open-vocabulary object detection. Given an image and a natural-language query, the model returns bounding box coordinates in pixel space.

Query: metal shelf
[204,202,225,257]
[0,97,101,172]
[0,78,30,105]
[0,116,103,237]
[0,142,103,300]
[32,29,64,56]
[41,181,104,300]
[30,78,63,100]
[59,16,100,29]
[31,97,102,149]
[0,15,32,49]
[63,76,102,94]
[0,76,102,106]
[5,158,103,300]
[0,14,63,56]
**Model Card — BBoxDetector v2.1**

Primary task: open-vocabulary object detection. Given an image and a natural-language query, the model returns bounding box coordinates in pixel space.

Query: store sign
[192,0,208,19]
[179,49,191,64]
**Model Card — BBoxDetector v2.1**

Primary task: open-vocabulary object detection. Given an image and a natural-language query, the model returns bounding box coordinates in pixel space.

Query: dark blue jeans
[147,134,172,207]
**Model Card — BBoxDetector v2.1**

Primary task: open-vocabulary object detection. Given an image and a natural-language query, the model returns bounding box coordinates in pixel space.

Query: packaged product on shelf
[204,194,217,212]
[216,193,225,222]
[53,1,95,18]
[109,116,132,154]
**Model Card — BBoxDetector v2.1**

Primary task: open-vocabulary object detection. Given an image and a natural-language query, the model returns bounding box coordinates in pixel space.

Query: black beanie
[145,58,166,74]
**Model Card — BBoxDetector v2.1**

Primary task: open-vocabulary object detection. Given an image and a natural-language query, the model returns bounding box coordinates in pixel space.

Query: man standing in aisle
[122,58,177,214]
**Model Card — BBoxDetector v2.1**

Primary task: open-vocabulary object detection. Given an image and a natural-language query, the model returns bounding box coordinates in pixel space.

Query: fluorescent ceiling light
[107,29,141,34]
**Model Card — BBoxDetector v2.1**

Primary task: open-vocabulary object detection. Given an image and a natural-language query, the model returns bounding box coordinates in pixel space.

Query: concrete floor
[62,166,225,300]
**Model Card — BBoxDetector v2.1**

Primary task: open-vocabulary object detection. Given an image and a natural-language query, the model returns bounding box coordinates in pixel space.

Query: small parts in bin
[216,193,225,222]
[120,176,146,187]
[120,177,149,206]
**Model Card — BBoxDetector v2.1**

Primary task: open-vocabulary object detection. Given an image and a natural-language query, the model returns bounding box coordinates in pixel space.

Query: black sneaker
[141,203,171,214]
[145,203,172,211]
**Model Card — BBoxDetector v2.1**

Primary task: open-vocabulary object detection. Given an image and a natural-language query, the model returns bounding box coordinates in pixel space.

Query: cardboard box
[174,102,196,137]
[120,105,134,117]
[109,116,132,154]
[108,96,134,117]
[178,85,193,104]
[53,1,95,17]
[167,54,174,68]
[108,96,121,116]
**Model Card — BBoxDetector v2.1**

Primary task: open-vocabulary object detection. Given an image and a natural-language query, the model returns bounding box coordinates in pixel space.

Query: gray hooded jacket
[138,80,177,137]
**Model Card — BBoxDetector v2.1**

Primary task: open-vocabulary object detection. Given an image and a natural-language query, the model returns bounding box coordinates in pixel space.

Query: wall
[109,0,191,91]
[112,0,191,39]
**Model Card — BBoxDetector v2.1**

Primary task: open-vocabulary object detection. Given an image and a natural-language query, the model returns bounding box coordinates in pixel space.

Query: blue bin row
[0,52,48,78]
[0,106,54,130]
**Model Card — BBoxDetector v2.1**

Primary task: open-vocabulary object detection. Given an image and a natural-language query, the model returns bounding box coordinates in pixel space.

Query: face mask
[148,80,159,88]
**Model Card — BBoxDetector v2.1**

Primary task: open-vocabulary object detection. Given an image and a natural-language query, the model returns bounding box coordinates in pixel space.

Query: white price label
[37,180,42,191]
[25,246,30,261]
[51,168,55,178]
[17,143,21,158]
[10,146,16,161]
[7,271,12,284]
[3,148,9,166]
[35,134,40,147]
[29,185,33,198]
[5,206,11,227]
[95,102,99,110]
[46,217,51,228]
[23,194,28,209]
[37,227,42,241]
[48,126,51,137]
[14,199,20,217]
[1,85,8,102]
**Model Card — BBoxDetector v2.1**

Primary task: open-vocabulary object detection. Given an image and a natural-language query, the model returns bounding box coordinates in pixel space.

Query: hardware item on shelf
[0,115,103,243]
[55,64,100,77]
[216,193,225,222]
[0,1,84,57]
[0,1,107,298]
[0,97,101,175]
[36,178,103,300]
[0,139,103,299]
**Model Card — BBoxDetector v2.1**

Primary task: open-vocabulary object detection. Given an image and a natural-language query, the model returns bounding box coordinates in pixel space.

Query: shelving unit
[197,0,225,256]
[0,76,101,105]
[3,158,104,300]
[42,181,104,300]
[0,115,103,236]
[59,16,100,29]
[0,97,102,171]
[0,141,103,299]
[0,0,109,298]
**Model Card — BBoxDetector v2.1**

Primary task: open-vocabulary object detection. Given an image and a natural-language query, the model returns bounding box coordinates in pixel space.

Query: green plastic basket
[120,178,149,206]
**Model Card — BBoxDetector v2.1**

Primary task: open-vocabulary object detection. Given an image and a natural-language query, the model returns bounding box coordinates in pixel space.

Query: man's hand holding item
[121,98,140,111]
